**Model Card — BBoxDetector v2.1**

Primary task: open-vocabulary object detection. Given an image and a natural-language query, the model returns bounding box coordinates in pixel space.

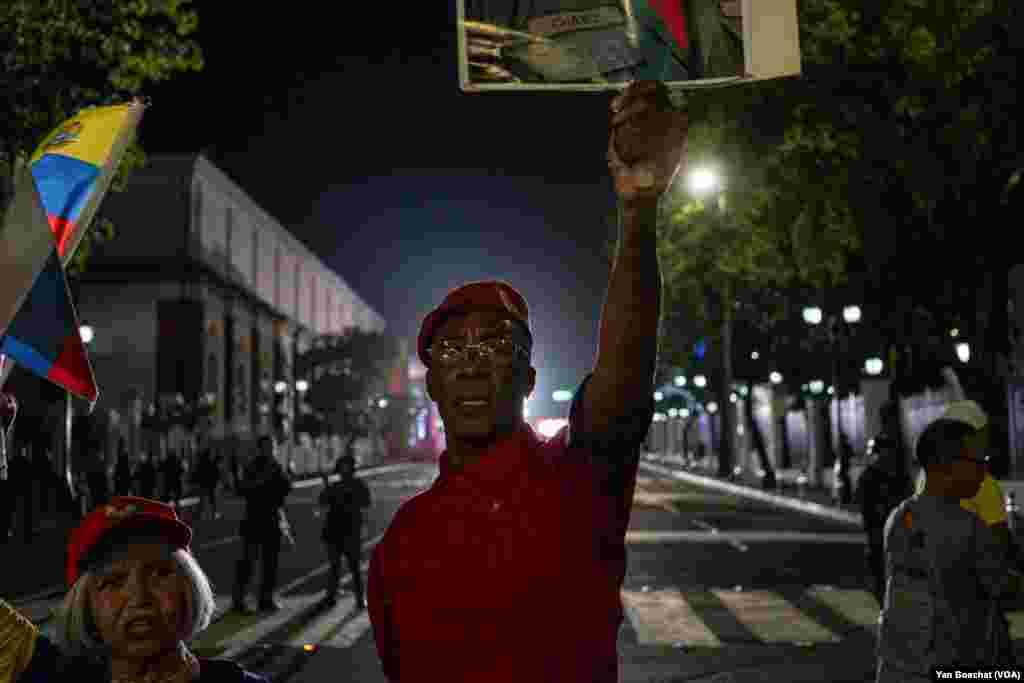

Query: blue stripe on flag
[0,334,54,378]
[31,153,100,224]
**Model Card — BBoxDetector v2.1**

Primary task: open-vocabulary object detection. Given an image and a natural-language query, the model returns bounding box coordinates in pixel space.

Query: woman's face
[89,542,190,659]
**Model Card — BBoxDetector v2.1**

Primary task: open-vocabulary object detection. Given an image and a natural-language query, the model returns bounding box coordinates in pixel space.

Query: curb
[639,458,863,527]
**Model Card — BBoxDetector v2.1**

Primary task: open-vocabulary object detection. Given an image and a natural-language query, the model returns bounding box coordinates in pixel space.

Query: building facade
[75,154,385,473]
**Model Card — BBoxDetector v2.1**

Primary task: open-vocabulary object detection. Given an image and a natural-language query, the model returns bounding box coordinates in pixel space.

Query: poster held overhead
[457,0,800,94]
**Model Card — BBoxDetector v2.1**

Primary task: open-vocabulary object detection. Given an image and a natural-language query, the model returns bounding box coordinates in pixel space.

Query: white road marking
[807,585,880,630]
[276,533,383,596]
[692,519,748,552]
[322,609,372,648]
[713,589,840,645]
[622,588,721,647]
[286,596,358,648]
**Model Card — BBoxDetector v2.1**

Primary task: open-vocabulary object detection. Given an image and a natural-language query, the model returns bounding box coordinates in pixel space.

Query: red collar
[437,420,542,488]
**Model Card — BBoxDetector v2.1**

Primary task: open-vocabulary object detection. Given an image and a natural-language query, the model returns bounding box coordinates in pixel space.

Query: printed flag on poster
[0,100,146,406]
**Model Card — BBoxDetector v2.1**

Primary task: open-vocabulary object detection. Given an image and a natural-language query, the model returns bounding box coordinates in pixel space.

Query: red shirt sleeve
[563,372,655,535]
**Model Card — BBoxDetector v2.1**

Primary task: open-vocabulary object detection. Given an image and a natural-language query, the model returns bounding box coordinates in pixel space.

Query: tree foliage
[656,0,1020,384]
[0,0,204,274]
[297,329,399,440]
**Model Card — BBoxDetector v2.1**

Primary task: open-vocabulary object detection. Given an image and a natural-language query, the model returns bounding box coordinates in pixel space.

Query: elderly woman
[0,496,267,683]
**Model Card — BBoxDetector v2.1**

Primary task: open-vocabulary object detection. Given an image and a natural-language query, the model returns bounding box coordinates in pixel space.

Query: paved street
[8,459,1024,682]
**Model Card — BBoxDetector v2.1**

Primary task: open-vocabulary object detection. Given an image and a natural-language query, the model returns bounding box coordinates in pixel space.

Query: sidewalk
[640,452,863,527]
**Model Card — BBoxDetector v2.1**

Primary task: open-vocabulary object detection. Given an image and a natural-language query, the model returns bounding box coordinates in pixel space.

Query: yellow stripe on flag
[29,104,139,168]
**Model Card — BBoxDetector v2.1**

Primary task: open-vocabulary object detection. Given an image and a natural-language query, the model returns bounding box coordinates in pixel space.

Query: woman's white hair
[50,535,216,657]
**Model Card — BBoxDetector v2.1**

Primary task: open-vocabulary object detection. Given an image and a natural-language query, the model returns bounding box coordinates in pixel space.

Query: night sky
[139,4,626,417]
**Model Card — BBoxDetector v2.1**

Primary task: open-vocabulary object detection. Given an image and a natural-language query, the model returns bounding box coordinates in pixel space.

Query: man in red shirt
[368,81,688,682]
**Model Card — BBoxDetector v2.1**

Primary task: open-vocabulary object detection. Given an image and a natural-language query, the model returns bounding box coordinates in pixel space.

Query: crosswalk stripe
[285,561,371,648]
[1007,611,1024,640]
[322,609,372,649]
[621,588,722,647]
[806,585,880,630]
[712,589,841,645]
[211,594,324,659]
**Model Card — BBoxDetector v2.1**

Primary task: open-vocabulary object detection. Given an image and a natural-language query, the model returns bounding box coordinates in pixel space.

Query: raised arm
[581,81,687,442]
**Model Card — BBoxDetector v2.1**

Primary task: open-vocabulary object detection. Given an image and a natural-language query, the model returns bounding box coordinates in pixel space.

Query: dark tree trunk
[746,380,776,489]
[716,301,736,478]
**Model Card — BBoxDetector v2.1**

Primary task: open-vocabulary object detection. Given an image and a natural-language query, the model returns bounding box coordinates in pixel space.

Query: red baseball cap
[66,496,193,587]
[417,281,532,367]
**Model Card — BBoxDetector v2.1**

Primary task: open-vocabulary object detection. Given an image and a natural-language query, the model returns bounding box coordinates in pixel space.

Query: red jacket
[369,380,652,682]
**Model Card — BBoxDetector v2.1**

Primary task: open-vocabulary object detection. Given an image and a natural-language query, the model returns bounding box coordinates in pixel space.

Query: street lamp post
[803,305,860,504]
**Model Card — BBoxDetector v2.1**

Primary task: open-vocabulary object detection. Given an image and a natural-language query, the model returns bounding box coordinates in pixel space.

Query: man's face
[426,311,536,445]
[89,542,190,659]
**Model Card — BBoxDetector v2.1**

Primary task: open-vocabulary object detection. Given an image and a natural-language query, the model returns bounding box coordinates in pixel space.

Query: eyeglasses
[429,337,529,367]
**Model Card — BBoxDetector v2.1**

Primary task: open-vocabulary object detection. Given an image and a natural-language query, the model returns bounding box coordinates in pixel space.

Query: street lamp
[687,167,721,196]
[769,371,783,385]
[803,303,861,504]
[674,375,687,387]
[295,379,309,393]
[694,375,707,388]
[79,325,94,345]
[865,357,884,376]
[274,380,288,394]
[802,306,823,326]
[956,342,971,364]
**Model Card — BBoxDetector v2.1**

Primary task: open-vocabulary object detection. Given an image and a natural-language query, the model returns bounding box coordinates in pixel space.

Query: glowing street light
[750,351,760,360]
[842,305,862,324]
[79,325,94,345]
[674,375,687,387]
[950,328,960,338]
[956,342,971,364]
[654,391,664,402]
[802,307,823,325]
[809,380,825,394]
[668,408,679,418]
[274,380,288,394]
[295,379,309,393]
[729,393,738,403]
[706,402,718,414]
[864,358,884,376]
[687,167,721,196]
[769,371,783,385]
[694,375,707,388]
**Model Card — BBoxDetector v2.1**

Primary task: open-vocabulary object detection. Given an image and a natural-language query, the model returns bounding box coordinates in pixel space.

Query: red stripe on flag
[47,214,76,261]
[48,331,97,402]
[648,0,688,50]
